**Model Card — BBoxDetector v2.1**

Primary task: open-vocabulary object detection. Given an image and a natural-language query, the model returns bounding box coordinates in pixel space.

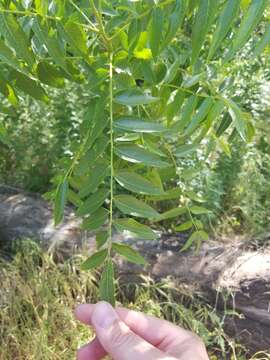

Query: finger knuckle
[110,325,135,349]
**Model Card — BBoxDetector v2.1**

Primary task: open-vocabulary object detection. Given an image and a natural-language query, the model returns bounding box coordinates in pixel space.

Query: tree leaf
[174,144,198,157]
[112,243,146,265]
[32,17,68,72]
[35,0,48,16]
[163,0,187,46]
[147,187,182,201]
[114,117,166,133]
[0,39,25,73]
[253,22,270,56]
[115,170,165,196]
[76,188,109,216]
[37,61,65,88]
[0,14,35,68]
[81,249,107,270]
[114,218,157,240]
[75,135,108,176]
[226,0,268,61]
[62,20,88,57]
[191,0,210,65]
[115,144,170,168]
[114,195,159,218]
[149,7,163,60]
[190,206,211,215]
[9,70,49,102]
[208,0,240,60]
[114,90,159,106]
[67,189,83,207]
[78,164,108,198]
[96,231,108,249]
[153,207,186,222]
[171,95,198,132]
[184,97,214,136]
[54,179,68,225]
[100,260,115,306]
[225,98,249,141]
[174,221,193,231]
[181,230,209,252]
[81,207,108,230]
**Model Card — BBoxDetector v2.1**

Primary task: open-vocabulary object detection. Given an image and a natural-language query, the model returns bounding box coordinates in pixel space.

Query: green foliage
[0,0,269,302]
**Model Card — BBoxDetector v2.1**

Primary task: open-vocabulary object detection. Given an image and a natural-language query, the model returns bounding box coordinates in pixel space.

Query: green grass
[0,240,269,360]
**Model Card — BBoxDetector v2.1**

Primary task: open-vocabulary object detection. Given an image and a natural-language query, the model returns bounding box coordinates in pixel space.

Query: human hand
[75,301,209,360]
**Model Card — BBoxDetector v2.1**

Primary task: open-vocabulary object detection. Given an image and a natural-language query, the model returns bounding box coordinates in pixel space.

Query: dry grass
[0,240,269,360]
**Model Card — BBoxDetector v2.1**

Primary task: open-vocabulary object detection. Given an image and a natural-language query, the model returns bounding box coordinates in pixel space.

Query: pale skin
[74,301,209,360]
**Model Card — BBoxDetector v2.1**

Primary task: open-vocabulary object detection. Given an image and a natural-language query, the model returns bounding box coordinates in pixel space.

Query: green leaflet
[174,144,198,157]
[100,260,115,306]
[185,190,205,203]
[81,207,108,231]
[162,58,182,84]
[181,230,209,252]
[35,0,48,16]
[174,220,193,231]
[115,144,170,168]
[112,243,146,265]
[37,61,65,88]
[75,136,108,176]
[96,231,108,249]
[163,0,187,46]
[0,80,18,107]
[191,0,210,65]
[84,99,109,150]
[225,98,249,141]
[226,0,268,61]
[78,164,108,198]
[114,117,166,133]
[171,95,198,133]
[0,39,25,74]
[81,249,108,270]
[254,22,270,56]
[115,171,165,195]
[166,89,186,122]
[114,90,159,106]
[61,21,88,57]
[9,70,49,102]
[149,7,163,60]
[216,113,232,137]
[147,187,182,201]
[32,17,68,72]
[128,18,142,54]
[184,97,214,136]
[190,205,211,215]
[153,207,186,222]
[67,189,83,207]
[114,195,159,218]
[208,0,240,60]
[0,14,35,69]
[114,218,157,240]
[54,179,68,225]
[76,188,109,216]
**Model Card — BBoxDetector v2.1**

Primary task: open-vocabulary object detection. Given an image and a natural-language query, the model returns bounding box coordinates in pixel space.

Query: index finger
[74,304,194,348]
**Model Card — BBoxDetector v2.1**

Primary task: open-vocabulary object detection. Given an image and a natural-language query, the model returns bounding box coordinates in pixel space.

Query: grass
[0,240,269,360]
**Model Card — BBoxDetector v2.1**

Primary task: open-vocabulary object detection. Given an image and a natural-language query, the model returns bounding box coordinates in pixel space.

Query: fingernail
[92,301,118,329]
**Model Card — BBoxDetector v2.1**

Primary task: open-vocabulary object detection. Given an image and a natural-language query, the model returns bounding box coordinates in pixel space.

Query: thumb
[91,302,176,360]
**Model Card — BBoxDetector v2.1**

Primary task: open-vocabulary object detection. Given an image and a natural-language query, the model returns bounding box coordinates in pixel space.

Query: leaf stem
[89,0,111,50]
[108,52,114,256]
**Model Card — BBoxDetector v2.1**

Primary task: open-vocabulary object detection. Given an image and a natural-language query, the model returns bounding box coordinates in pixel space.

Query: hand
[75,301,209,360]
